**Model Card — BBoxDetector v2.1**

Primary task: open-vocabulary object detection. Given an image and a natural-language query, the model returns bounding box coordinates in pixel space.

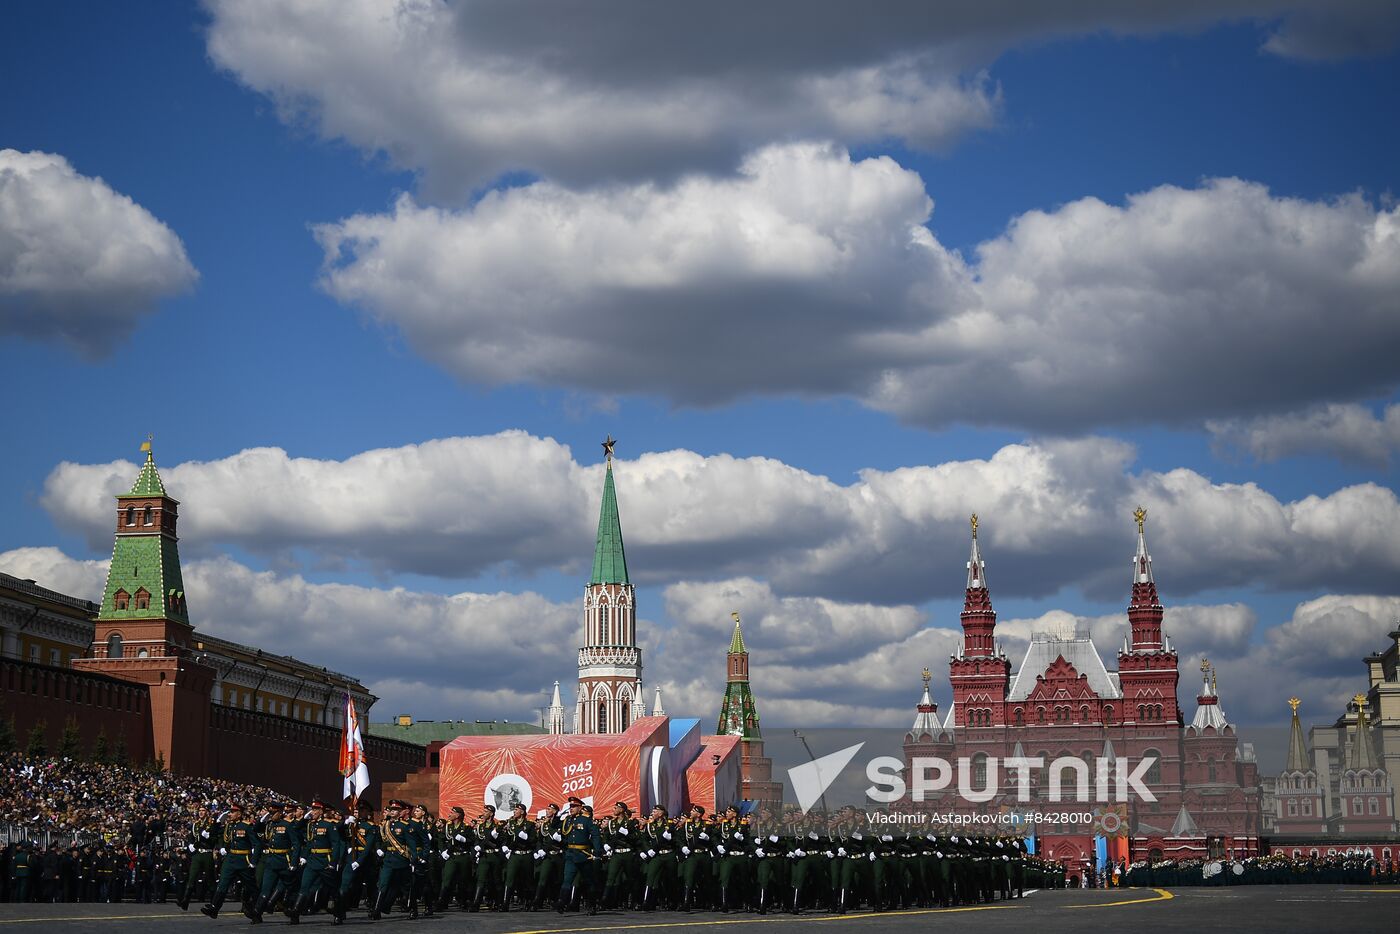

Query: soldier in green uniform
[677,804,714,911]
[289,799,343,924]
[531,804,564,911]
[792,823,828,913]
[8,841,32,904]
[370,800,418,920]
[405,803,436,917]
[555,796,602,914]
[177,805,220,911]
[601,801,641,909]
[501,802,537,910]
[640,805,678,911]
[753,821,787,914]
[470,805,504,911]
[437,806,475,911]
[249,801,302,923]
[715,805,752,912]
[335,801,378,924]
[201,803,261,919]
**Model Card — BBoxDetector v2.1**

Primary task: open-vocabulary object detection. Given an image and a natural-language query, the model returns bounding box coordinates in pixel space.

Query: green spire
[729,615,747,654]
[589,438,629,585]
[130,440,167,496]
[99,443,188,626]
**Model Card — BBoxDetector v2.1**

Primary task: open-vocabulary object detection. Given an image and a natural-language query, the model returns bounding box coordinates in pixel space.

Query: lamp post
[793,729,829,815]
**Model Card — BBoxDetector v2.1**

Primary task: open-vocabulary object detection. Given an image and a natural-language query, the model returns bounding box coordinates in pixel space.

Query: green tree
[113,730,129,765]
[92,727,110,763]
[25,718,48,758]
[0,708,15,755]
[57,717,82,759]
[153,750,166,772]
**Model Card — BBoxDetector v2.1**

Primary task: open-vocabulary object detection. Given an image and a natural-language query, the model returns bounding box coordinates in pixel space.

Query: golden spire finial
[970,513,979,538]
[1134,505,1147,534]
[1200,657,1211,674]
[921,667,931,687]
[731,611,741,625]
[140,433,153,460]
[1353,693,1368,710]
[1288,697,1301,713]
[602,434,617,464]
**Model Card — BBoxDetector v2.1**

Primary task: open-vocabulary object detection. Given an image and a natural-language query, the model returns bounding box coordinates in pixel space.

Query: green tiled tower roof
[129,447,167,496]
[719,619,761,739]
[590,455,630,586]
[99,446,189,625]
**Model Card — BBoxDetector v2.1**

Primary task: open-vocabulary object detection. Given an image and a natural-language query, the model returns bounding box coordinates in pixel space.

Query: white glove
[837,848,847,857]
[868,853,877,862]
[551,832,562,842]
[517,830,528,840]
[502,847,512,858]
[936,851,943,858]
[473,845,482,853]
[351,861,360,871]
[699,832,710,841]
[648,849,657,858]
[535,849,545,859]
[734,832,744,841]
[768,835,778,843]
[376,849,385,857]
[440,850,449,860]
[853,833,863,841]
[299,857,307,866]
[681,846,691,855]
[454,834,466,843]
[201,830,210,839]
[756,847,766,857]
[188,844,196,853]
[1003,854,1010,861]
[640,851,649,860]
[219,847,227,856]
[717,845,726,855]
[825,850,834,859]
[344,817,356,825]
[662,830,672,840]
[619,827,628,836]
[490,829,499,839]
[882,834,893,843]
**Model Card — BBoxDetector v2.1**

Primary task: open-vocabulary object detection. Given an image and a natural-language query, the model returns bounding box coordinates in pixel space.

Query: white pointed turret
[1189,659,1229,731]
[966,513,987,589]
[1170,805,1200,836]
[652,685,665,717]
[911,668,940,736]
[1132,505,1154,584]
[547,680,567,735]
[632,680,648,720]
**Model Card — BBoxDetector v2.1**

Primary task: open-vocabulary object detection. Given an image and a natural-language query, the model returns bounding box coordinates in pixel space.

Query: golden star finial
[602,434,617,463]
[1200,657,1211,674]
[1134,505,1147,534]
[1288,697,1300,713]
[970,514,979,538]
[1353,693,1368,709]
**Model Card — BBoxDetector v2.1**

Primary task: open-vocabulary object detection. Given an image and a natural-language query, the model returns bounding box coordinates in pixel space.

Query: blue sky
[3,2,1398,738]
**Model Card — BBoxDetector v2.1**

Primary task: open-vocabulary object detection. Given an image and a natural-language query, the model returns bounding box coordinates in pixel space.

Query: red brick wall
[0,658,153,759]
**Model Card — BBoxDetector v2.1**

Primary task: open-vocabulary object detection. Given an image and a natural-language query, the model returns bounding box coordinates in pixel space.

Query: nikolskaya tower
[568,436,646,734]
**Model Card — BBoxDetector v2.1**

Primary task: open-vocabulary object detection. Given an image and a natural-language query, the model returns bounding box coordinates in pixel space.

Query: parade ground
[1,887,1398,934]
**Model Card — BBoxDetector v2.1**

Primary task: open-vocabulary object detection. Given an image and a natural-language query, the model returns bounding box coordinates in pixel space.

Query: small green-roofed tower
[590,444,629,585]
[718,613,760,739]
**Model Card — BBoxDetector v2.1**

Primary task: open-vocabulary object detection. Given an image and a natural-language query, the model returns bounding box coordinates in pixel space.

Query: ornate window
[106,633,123,659]
[598,702,608,733]
[125,505,136,526]
[114,589,130,610]
[134,588,150,611]
[143,505,153,526]
[1014,708,1024,726]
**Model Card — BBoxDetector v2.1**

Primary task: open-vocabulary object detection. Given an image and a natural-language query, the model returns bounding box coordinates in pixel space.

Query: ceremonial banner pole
[340,693,370,810]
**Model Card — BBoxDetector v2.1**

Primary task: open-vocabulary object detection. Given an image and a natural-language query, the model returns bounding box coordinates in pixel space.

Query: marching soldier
[555,797,602,914]
[502,802,537,910]
[715,804,751,912]
[677,804,714,911]
[470,805,504,911]
[289,799,343,924]
[335,801,379,923]
[406,803,436,918]
[369,800,417,920]
[200,803,261,920]
[437,806,475,911]
[640,805,678,911]
[601,802,640,909]
[531,804,564,911]
[177,805,220,911]
[249,801,302,923]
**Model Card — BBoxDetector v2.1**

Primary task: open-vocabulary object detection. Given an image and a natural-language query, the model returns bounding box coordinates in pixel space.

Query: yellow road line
[1064,887,1174,909]
[512,902,1020,934]
[0,914,185,925]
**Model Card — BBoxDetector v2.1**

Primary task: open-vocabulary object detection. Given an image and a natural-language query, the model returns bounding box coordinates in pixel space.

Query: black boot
[245,895,269,924]
[757,888,767,915]
[792,886,802,915]
[470,883,485,912]
[368,889,390,921]
[681,884,692,913]
[200,893,225,919]
[837,887,847,915]
[720,887,729,914]
[500,885,512,912]
[177,892,190,911]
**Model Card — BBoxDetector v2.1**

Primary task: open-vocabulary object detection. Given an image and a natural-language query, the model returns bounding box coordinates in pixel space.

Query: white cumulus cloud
[1208,402,1400,466]
[0,150,197,355]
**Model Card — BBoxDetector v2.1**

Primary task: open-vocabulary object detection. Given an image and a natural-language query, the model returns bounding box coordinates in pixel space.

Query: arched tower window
[1142,748,1162,785]
[598,702,608,733]
[107,633,123,659]
[125,505,136,527]
[113,589,130,610]
[134,588,150,611]
[142,505,153,526]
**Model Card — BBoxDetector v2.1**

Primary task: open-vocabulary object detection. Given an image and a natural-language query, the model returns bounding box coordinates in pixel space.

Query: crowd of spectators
[1,751,297,903]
